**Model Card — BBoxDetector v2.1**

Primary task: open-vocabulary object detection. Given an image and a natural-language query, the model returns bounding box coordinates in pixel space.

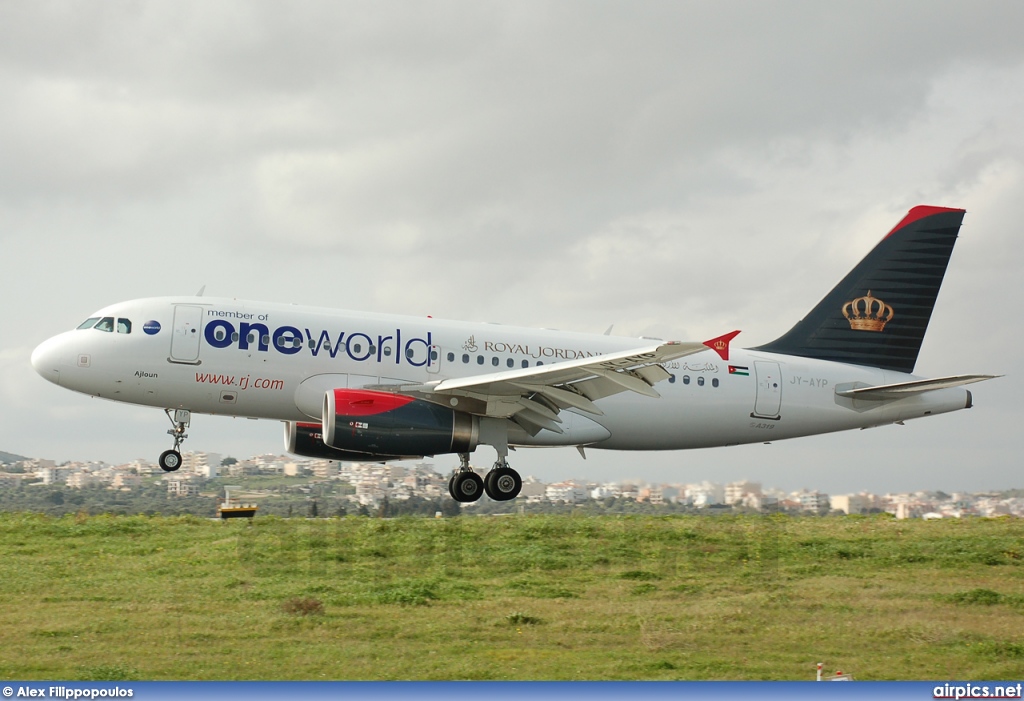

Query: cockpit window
[117,319,132,334]
[77,318,100,330]
[94,317,115,333]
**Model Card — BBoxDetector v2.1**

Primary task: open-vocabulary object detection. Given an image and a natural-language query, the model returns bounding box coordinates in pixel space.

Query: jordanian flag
[728,365,749,376]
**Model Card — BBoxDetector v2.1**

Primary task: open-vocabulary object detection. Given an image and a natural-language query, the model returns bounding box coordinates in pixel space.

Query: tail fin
[752,205,965,373]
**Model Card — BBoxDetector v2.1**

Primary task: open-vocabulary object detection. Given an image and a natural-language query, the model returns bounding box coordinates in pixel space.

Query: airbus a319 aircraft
[32,206,996,503]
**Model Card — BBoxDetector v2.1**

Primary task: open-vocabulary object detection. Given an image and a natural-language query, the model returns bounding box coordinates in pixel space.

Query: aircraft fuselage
[32,296,972,452]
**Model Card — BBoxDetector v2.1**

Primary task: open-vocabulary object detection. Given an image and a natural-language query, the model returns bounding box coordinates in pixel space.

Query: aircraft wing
[835,374,999,401]
[390,341,708,434]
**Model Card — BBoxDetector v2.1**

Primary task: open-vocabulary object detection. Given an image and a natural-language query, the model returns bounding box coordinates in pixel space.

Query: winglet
[703,330,741,361]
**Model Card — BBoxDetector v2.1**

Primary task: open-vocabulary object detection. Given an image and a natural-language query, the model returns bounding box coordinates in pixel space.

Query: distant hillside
[0,451,28,464]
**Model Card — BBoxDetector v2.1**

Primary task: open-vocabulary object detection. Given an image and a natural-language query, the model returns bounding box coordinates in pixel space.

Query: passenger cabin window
[94,317,115,333]
[712,378,719,388]
[447,352,455,362]
[697,376,705,386]
[77,318,99,330]
[116,319,132,334]
[462,354,469,364]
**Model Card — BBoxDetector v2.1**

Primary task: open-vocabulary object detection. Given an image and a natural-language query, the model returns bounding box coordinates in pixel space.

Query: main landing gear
[448,452,523,503]
[158,409,191,472]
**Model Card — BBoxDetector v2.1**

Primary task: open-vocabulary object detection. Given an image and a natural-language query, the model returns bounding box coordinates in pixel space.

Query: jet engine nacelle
[322,388,479,458]
[284,421,407,462]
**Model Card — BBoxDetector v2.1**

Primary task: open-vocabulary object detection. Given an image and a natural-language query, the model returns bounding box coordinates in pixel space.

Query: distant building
[166,476,201,497]
[831,494,873,515]
[0,473,26,489]
[894,502,915,520]
[637,487,665,504]
[39,467,71,485]
[618,484,640,501]
[687,481,725,507]
[111,473,143,490]
[798,490,830,513]
[309,460,340,479]
[284,461,307,477]
[182,451,221,478]
[725,480,762,505]
[66,471,102,489]
[520,478,547,503]
[744,493,779,511]
[546,482,587,503]
[26,459,57,471]
[225,460,260,477]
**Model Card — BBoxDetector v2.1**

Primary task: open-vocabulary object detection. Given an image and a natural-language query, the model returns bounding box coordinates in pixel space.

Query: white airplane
[32,206,996,503]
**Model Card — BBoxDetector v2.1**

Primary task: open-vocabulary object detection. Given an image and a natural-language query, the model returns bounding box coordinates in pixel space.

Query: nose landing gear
[158,409,191,472]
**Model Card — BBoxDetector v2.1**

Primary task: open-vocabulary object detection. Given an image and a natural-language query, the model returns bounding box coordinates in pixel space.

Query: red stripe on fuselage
[331,389,416,416]
[885,205,965,238]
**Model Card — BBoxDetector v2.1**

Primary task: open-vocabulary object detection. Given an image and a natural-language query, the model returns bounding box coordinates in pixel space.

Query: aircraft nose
[31,335,65,385]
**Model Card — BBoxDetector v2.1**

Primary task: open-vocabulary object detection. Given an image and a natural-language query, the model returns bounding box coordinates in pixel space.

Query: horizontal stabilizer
[835,374,999,401]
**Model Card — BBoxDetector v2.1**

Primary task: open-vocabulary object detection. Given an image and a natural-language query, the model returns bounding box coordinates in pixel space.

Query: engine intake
[323,389,478,457]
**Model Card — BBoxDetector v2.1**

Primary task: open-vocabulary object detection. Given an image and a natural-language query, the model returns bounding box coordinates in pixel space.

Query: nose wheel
[158,449,182,472]
[159,409,192,472]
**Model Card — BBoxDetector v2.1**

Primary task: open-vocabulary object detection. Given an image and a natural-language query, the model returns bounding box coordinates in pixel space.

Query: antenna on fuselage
[196,285,206,297]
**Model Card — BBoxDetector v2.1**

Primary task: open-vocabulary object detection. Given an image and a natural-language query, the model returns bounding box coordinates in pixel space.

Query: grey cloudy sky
[3,1,1022,495]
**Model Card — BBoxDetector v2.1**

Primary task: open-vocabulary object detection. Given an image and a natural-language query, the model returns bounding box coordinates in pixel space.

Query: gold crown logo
[712,340,727,351]
[842,290,894,332]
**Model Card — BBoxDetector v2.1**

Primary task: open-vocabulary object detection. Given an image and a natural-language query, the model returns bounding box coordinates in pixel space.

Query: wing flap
[509,382,605,415]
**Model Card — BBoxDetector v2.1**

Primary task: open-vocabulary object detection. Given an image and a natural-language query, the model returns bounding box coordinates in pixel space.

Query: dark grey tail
[752,206,965,373]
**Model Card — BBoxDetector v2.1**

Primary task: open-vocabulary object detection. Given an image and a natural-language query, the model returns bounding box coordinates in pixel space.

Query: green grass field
[1,512,1022,680]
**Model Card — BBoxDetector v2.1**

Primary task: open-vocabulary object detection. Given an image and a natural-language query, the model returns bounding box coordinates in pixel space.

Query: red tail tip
[703,330,741,361]
[885,205,964,238]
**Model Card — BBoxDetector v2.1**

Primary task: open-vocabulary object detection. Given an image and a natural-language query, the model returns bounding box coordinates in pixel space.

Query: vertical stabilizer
[752,206,965,373]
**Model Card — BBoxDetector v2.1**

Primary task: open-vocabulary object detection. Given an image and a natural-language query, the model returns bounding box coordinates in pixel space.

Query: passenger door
[169,305,203,364]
